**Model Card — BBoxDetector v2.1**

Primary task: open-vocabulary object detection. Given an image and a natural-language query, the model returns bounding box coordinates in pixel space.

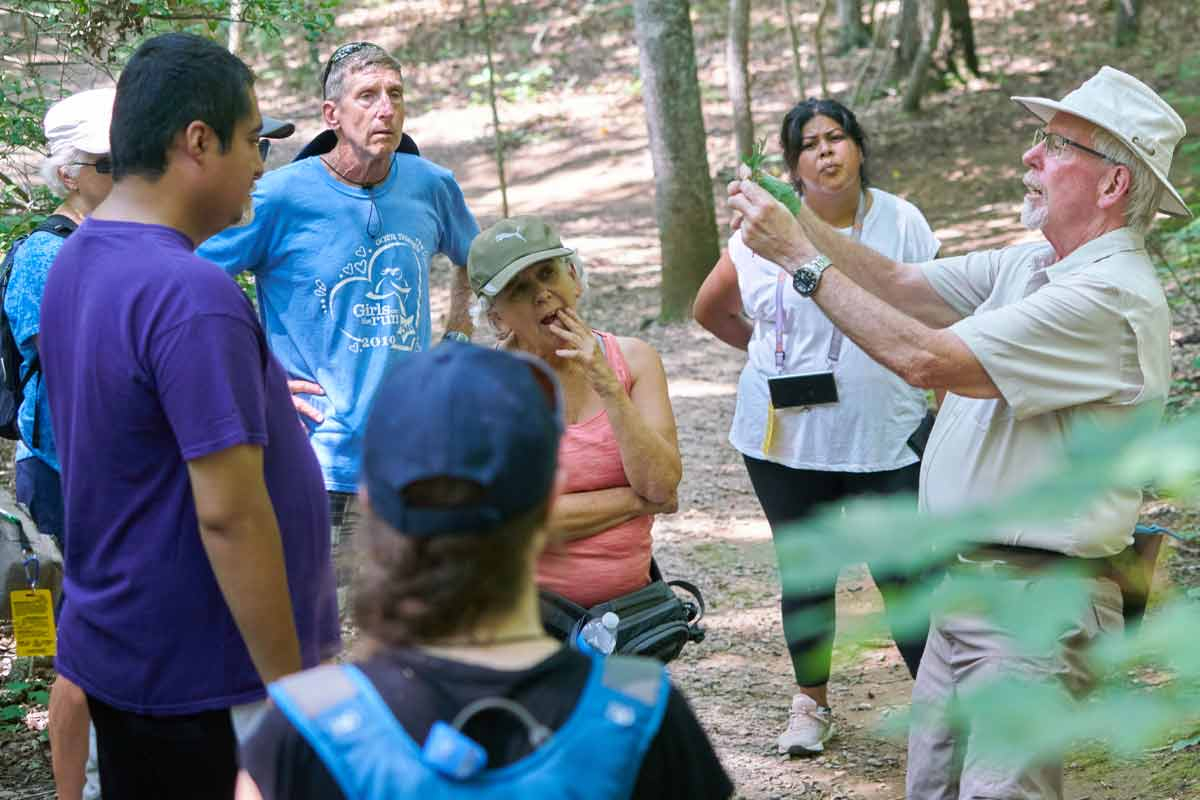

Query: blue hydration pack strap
[269,654,669,800]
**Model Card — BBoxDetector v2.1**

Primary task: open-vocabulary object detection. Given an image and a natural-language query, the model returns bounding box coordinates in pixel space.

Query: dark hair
[352,483,549,646]
[110,33,255,180]
[780,98,870,195]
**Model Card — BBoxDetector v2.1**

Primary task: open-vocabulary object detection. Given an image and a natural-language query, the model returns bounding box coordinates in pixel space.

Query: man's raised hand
[727,174,818,273]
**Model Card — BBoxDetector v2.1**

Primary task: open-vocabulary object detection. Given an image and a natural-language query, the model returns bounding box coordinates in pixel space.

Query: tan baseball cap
[468,216,575,297]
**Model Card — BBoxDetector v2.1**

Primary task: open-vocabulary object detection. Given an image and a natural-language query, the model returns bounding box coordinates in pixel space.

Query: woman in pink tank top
[467,216,682,607]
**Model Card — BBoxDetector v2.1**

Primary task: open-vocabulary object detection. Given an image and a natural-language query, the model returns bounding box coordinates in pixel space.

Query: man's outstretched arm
[729,176,961,329]
[729,177,997,398]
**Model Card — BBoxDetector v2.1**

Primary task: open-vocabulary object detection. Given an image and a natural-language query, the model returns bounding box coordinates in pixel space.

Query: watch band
[441,330,470,344]
[792,255,832,297]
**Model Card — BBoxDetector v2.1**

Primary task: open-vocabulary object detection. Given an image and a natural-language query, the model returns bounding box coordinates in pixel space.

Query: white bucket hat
[1012,66,1190,218]
[43,87,115,157]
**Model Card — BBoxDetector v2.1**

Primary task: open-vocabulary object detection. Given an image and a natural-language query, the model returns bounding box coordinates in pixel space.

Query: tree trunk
[1115,0,1140,47]
[889,0,920,83]
[850,7,889,107]
[479,0,509,218]
[814,0,832,98]
[945,0,979,78]
[227,0,244,54]
[727,0,754,162]
[836,0,871,53]
[633,0,720,321]
[781,0,806,97]
[900,0,945,113]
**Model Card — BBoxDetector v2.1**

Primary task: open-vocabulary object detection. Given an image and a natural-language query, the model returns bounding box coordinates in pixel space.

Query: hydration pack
[269,654,669,800]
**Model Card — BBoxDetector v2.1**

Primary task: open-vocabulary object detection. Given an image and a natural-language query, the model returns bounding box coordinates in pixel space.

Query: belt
[953,544,1108,577]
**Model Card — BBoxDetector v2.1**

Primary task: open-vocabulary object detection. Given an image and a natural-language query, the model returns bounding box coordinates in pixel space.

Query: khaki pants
[906,572,1123,800]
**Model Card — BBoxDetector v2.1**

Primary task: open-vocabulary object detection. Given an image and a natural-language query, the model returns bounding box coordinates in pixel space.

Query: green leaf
[742,140,801,216]
[0,705,26,721]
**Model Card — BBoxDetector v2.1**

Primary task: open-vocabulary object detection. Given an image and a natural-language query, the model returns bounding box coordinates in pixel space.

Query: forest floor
[2,0,1200,797]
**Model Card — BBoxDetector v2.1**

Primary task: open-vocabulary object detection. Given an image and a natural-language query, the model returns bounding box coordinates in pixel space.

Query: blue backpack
[269,653,670,800]
[0,214,77,443]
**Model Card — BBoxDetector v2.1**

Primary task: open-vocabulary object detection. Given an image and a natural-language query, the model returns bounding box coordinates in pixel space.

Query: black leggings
[743,455,929,688]
[88,694,238,799]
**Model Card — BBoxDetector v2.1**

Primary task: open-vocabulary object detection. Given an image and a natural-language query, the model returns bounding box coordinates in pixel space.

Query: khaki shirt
[919,228,1170,557]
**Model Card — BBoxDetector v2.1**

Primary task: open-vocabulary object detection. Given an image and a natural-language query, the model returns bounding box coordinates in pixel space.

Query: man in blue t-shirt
[198,42,480,601]
[39,33,338,800]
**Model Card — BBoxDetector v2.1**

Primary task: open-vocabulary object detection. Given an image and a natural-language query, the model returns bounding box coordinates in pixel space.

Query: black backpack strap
[19,353,41,450]
[649,557,706,631]
[33,214,77,238]
[666,578,706,628]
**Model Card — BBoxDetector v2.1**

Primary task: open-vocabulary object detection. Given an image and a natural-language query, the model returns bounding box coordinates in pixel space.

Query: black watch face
[793,267,818,296]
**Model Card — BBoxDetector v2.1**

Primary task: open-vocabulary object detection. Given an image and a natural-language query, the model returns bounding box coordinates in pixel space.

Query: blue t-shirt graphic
[199,153,479,491]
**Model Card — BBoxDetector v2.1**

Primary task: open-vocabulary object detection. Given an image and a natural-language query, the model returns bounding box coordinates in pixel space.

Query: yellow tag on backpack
[10,588,56,657]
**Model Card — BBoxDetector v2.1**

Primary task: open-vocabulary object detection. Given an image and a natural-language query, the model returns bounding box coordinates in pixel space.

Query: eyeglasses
[321,41,376,97]
[258,138,271,161]
[71,156,112,175]
[1032,128,1120,164]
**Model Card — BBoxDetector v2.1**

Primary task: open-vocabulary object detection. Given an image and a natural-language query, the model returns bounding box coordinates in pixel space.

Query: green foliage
[1151,53,1200,323]
[0,0,339,249]
[744,141,801,215]
[0,677,50,733]
[777,407,1200,761]
[466,63,555,105]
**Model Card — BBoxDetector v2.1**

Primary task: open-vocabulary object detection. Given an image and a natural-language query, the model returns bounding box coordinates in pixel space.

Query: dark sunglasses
[258,138,271,161]
[71,156,112,175]
[321,41,377,97]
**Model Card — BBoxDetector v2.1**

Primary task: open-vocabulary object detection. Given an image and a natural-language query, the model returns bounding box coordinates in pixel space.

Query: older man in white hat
[728,67,1188,798]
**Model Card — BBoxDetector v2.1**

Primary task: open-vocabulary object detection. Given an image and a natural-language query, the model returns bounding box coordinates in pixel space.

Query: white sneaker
[777,694,833,755]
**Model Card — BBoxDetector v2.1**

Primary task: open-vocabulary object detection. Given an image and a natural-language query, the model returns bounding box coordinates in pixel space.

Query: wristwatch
[441,330,470,344]
[792,255,832,297]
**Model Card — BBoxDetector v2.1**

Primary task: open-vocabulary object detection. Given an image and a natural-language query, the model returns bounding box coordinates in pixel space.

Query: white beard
[1021,196,1048,231]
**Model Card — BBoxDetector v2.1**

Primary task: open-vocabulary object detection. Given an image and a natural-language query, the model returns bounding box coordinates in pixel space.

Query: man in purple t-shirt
[39,33,338,800]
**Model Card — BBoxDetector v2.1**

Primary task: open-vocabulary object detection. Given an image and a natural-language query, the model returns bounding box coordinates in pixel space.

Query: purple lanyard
[774,191,868,374]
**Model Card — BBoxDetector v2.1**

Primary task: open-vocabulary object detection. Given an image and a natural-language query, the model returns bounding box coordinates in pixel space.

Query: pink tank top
[537,331,653,607]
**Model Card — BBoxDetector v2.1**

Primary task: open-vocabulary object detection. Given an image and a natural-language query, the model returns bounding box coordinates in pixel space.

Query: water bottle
[578,611,620,656]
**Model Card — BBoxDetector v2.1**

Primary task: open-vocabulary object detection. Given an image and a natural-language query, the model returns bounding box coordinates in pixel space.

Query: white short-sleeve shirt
[728,188,941,471]
[920,227,1170,557]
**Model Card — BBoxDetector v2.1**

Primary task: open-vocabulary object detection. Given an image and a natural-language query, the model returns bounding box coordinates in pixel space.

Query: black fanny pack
[907,410,936,458]
[539,560,705,663]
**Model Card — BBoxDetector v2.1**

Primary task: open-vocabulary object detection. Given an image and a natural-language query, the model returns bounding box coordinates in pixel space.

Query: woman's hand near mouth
[547,307,623,398]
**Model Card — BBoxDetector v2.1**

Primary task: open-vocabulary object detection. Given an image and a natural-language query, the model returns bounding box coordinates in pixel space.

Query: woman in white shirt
[695,98,940,757]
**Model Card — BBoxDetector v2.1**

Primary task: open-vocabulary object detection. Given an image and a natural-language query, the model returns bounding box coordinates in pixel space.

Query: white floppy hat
[43,87,115,157]
[1012,66,1190,218]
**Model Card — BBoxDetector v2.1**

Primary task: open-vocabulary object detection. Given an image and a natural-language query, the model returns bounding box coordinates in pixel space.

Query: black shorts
[87,694,239,800]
